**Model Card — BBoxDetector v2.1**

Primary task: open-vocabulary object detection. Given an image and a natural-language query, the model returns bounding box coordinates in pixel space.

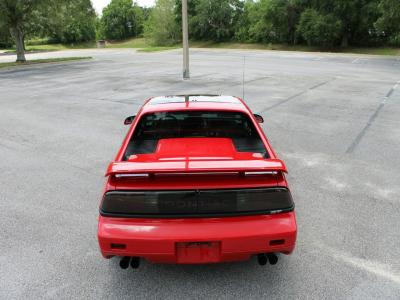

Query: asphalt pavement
[1,48,399,299]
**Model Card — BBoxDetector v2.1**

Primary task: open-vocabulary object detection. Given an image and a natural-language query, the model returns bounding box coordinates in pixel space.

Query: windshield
[124,111,267,160]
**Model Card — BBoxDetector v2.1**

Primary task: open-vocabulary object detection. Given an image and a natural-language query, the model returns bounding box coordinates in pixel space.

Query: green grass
[26,37,52,46]
[3,38,176,53]
[1,38,399,55]
[29,42,97,50]
[105,38,178,52]
[338,47,400,56]
[138,46,179,52]
[105,38,148,48]
[4,42,96,53]
[0,57,92,69]
[189,40,400,56]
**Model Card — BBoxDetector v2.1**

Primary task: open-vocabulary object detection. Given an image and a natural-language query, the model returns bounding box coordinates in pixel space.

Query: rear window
[124,111,267,159]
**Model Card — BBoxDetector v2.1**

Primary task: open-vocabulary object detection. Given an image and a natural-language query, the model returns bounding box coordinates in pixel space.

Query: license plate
[176,241,220,263]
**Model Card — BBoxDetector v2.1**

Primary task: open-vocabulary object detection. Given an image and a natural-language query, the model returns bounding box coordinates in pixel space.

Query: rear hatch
[102,138,293,217]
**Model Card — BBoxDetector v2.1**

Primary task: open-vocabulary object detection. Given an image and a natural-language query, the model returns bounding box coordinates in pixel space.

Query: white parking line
[315,242,400,285]
[336,252,400,285]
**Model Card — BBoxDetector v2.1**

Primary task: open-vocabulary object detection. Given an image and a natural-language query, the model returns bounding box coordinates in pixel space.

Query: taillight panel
[100,188,294,218]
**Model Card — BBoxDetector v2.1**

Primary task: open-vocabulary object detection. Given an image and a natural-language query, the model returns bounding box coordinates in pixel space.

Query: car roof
[140,95,250,114]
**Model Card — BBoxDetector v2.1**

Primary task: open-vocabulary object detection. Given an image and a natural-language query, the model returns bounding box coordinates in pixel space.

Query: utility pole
[182,0,190,79]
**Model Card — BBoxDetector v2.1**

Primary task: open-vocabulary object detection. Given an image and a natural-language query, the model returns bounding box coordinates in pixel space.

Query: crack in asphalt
[0,134,100,177]
[258,78,335,113]
[346,80,400,154]
[244,76,271,85]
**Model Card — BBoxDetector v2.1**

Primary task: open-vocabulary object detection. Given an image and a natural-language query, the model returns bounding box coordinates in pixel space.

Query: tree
[297,9,342,47]
[100,0,144,40]
[265,0,299,44]
[189,0,244,41]
[49,0,96,43]
[327,0,370,47]
[0,0,51,62]
[234,0,254,42]
[144,0,180,46]
[375,0,400,45]
[175,0,243,42]
[142,6,153,22]
[298,0,380,47]
[352,0,381,46]
[244,0,300,44]
[245,0,274,43]
[0,20,13,48]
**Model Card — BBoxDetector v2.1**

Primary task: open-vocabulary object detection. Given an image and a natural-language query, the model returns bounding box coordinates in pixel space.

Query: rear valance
[105,159,287,177]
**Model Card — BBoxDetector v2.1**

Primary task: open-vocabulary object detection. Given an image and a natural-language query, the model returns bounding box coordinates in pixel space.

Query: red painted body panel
[98,212,297,263]
[98,96,297,264]
[131,137,248,160]
[107,137,287,176]
[106,159,287,176]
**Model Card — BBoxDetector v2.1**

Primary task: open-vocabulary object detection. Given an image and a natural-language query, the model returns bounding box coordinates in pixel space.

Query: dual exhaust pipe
[119,256,140,269]
[257,253,278,266]
[120,253,277,268]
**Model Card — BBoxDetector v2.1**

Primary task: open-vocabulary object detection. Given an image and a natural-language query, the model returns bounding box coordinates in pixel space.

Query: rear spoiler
[105,159,287,177]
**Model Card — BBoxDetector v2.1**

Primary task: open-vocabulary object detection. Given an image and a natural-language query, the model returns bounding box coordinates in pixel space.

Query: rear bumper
[98,212,297,264]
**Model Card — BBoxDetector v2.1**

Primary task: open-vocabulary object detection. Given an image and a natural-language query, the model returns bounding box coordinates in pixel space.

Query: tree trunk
[10,27,26,62]
[341,32,349,48]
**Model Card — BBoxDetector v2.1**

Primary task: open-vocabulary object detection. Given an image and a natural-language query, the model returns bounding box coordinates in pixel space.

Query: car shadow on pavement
[101,255,296,299]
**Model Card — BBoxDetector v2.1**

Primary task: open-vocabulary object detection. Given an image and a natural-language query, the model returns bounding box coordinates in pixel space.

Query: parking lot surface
[1,48,400,299]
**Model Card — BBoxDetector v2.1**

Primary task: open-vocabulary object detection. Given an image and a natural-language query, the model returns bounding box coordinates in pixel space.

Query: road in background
[1,48,399,299]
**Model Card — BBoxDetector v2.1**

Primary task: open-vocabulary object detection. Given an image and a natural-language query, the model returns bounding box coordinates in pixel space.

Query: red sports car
[98,95,296,269]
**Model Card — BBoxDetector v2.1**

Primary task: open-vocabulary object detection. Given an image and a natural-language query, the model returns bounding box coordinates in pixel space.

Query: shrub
[297,9,342,47]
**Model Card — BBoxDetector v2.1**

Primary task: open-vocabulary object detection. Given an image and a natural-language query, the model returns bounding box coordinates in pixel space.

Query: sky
[91,0,155,14]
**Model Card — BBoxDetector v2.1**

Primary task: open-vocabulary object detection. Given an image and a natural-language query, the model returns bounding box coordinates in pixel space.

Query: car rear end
[97,97,297,268]
[98,162,296,267]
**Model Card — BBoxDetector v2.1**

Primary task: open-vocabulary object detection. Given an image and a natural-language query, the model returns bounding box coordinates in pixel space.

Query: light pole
[182,0,190,79]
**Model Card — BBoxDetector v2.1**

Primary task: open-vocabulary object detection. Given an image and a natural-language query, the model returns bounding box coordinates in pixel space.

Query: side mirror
[254,114,264,123]
[124,115,136,125]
